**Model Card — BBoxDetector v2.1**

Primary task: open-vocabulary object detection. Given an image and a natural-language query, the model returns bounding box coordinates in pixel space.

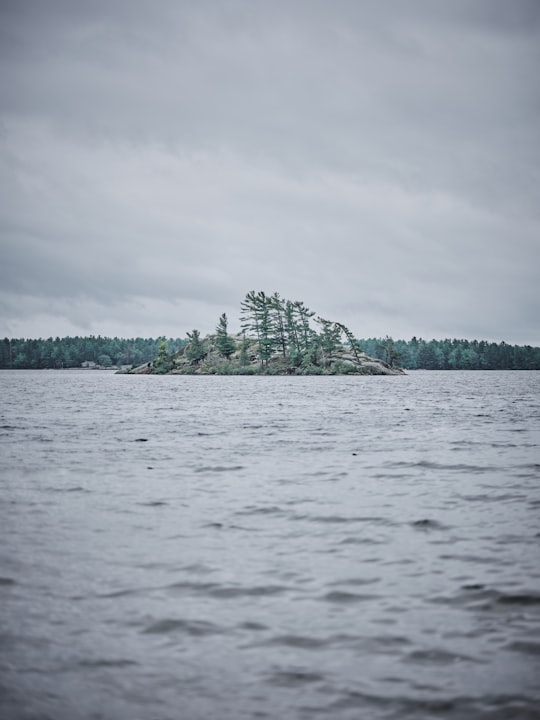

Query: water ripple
[142,618,224,636]
[2,369,539,720]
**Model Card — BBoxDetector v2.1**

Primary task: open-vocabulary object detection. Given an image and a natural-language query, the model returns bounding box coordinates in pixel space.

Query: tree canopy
[359,337,540,370]
[0,336,186,369]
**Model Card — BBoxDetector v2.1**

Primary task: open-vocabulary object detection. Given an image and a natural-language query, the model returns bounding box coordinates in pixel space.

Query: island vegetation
[128,291,404,376]
[2,292,539,372]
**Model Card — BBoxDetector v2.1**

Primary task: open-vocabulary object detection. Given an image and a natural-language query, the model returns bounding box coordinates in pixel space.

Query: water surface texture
[1,370,539,719]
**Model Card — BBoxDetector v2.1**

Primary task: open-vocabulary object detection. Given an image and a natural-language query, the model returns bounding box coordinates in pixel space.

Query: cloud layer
[1,0,539,342]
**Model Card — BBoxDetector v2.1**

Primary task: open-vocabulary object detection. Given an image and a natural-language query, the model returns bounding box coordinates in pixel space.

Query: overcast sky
[1,0,539,343]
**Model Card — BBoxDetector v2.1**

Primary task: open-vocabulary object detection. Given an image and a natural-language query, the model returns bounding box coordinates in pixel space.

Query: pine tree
[284,300,301,362]
[336,323,363,365]
[186,330,206,364]
[270,292,288,359]
[239,333,250,367]
[315,317,343,367]
[215,313,236,360]
[153,340,173,373]
[294,301,316,356]
[377,335,400,367]
[240,291,276,367]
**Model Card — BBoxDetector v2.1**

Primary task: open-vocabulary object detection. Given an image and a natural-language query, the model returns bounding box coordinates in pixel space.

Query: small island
[120,291,404,376]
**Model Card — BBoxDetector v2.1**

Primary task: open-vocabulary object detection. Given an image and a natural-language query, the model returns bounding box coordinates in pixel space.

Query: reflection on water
[1,370,539,719]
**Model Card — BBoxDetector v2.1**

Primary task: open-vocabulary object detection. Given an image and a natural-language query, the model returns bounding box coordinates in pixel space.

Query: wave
[165,580,291,599]
[142,618,224,636]
[429,585,540,611]
[387,460,496,472]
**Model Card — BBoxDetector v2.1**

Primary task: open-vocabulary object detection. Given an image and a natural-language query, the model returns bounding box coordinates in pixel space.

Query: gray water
[1,369,539,720]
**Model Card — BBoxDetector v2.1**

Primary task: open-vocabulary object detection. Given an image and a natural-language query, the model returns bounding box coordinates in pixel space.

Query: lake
[1,369,539,719]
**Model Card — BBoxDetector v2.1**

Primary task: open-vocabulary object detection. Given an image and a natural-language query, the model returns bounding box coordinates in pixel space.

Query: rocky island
[120,291,405,376]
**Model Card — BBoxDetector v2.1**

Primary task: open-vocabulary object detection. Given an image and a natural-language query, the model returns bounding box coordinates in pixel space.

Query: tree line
[2,327,538,372]
[359,336,540,370]
[0,336,186,369]
[170,293,540,372]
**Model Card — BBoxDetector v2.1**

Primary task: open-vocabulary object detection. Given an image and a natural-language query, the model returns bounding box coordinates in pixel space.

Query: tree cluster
[238,291,362,371]
[359,337,540,370]
[150,292,369,375]
[0,336,186,369]
[3,316,538,373]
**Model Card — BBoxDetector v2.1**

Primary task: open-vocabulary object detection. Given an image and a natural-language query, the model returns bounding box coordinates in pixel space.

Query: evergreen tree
[98,353,113,367]
[239,332,250,367]
[336,323,363,364]
[315,317,342,367]
[240,291,276,367]
[284,300,301,362]
[153,340,173,373]
[377,335,401,367]
[215,313,236,360]
[185,330,206,364]
[294,301,316,356]
[270,293,288,359]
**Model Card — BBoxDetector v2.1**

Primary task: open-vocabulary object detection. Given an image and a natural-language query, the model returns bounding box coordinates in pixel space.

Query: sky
[1,0,539,344]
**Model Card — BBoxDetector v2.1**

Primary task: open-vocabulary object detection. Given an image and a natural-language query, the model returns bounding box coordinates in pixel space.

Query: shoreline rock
[119,340,405,376]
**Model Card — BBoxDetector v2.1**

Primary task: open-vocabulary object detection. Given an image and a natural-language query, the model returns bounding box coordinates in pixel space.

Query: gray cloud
[1,0,539,343]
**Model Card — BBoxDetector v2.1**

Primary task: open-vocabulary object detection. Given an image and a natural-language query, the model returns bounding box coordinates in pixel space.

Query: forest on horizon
[1,335,539,371]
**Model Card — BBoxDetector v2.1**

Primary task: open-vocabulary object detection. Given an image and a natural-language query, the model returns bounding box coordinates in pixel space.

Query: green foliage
[185,330,206,364]
[298,359,324,375]
[337,323,363,364]
[284,301,301,357]
[270,292,288,358]
[240,291,323,369]
[98,353,112,367]
[152,340,174,373]
[377,336,401,367]
[0,336,187,369]
[315,317,343,367]
[215,313,236,360]
[239,333,250,367]
[294,301,316,355]
[241,290,277,367]
[358,337,540,370]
